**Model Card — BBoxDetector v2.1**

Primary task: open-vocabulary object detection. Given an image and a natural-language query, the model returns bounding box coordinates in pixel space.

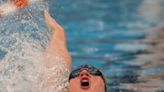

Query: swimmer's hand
[44,9,64,33]
[44,9,66,45]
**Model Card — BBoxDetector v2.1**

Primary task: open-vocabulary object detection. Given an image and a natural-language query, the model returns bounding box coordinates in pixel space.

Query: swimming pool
[0,0,163,92]
[50,0,164,91]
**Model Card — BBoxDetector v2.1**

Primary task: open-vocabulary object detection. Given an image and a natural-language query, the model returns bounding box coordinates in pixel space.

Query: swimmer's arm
[44,10,72,70]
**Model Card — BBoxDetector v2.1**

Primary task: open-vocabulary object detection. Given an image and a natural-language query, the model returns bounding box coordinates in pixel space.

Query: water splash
[0,0,52,91]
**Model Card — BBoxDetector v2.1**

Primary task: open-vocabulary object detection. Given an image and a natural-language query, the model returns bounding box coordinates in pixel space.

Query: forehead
[72,66,100,73]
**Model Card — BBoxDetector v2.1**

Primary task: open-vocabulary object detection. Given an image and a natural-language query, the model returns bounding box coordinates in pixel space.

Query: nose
[80,70,90,77]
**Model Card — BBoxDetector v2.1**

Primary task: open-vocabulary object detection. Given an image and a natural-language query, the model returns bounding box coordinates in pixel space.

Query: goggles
[69,65,107,92]
[69,65,103,80]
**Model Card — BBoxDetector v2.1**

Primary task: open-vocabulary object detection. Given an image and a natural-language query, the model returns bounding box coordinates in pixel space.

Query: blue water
[50,0,164,92]
[0,0,163,92]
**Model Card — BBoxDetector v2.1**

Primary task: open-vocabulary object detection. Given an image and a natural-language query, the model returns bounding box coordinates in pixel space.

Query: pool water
[50,0,164,91]
[0,0,163,92]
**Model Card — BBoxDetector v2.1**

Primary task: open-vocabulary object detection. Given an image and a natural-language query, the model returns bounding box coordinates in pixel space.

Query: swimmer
[0,0,37,16]
[38,9,72,91]
[44,10,107,92]
[44,9,72,70]
[69,65,107,92]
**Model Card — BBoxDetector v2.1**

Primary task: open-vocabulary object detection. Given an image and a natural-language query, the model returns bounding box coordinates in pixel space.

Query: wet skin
[69,70,105,92]
[44,9,72,70]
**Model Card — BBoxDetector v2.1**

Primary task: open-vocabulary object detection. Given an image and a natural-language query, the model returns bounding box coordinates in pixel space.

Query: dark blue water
[50,0,164,92]
[0,0,163,92]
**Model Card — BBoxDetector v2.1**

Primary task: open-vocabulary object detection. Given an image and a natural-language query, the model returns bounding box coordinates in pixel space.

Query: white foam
[0,0,42,17]
[0,0,69,91]
[0,3,17,17]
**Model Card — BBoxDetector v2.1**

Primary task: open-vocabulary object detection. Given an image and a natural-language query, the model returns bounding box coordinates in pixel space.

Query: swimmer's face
[69,65,106,92]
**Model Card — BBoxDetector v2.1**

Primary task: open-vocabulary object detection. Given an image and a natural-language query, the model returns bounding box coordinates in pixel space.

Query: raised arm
[44,10,72,70]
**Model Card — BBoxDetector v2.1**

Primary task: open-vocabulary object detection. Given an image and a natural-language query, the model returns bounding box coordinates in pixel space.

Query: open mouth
[80,77,90,90]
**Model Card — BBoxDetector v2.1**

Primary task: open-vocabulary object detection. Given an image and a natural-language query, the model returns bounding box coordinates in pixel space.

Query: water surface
[50,0,164,91]
[0,0,163,92]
